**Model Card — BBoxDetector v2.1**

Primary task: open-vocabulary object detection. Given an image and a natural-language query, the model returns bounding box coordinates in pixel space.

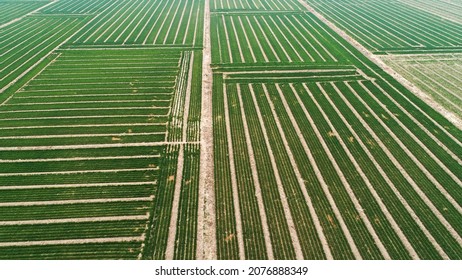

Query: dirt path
[196,0,216,260]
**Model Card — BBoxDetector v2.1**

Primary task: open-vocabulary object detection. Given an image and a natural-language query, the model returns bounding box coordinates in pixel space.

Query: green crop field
[400,0,462,24]
[381,54,462,119]
[0,0,461,260]
[0,0,49,26]
[304,0,462,54]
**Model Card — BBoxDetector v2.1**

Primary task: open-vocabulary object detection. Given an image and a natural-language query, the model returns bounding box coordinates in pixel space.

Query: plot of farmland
[0,49,188,259]
[210,0,462,260]
[214,72,462,260]
[70,0,204,46]
[0,0,461,260]
[211,0,305,11]
[381,54,462,119]
[400,0,462,24]
[304,0,462,53]
[0,0,49,26]
[0,15,89,94]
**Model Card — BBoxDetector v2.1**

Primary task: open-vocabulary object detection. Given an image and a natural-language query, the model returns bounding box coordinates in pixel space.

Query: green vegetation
[0,0,461,260]
[304,0,462,53]
[211,0,462,260]
[0,0,47,25]
[382,54,462,119]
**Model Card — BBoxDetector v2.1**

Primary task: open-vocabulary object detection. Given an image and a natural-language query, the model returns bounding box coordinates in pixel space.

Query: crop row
[0,242,143,260]
[211,13,345,64]
[172,143,201,259]
[304,0,462,52]
[71,0,204,46]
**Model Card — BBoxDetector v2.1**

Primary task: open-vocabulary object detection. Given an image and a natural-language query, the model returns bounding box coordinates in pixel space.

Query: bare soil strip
[0,236,144,247]
[197,0,216,260]
[0,215,149,226]
[249,84,303,260]
[236,84,273,259]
